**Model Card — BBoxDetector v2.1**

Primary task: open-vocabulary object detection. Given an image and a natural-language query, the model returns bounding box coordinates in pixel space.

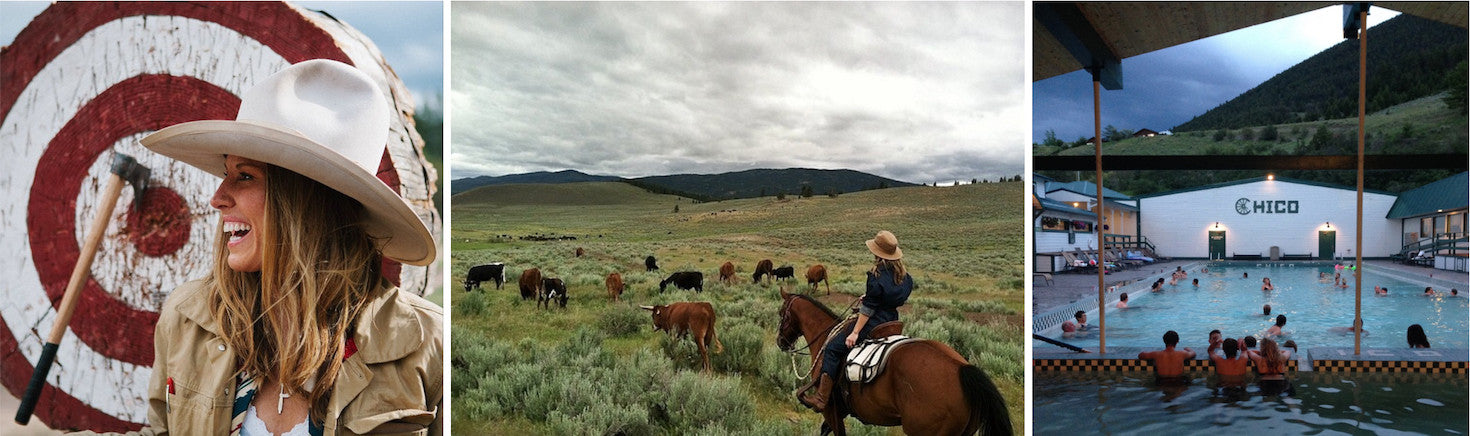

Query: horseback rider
[797,230,913,411]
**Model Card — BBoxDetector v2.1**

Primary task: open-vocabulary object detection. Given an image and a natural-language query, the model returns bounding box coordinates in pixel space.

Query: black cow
[772,266,795,281]
[659,271,704,293]
[646,256,659,271]
[464,263,505,292]
[539,278,568,309]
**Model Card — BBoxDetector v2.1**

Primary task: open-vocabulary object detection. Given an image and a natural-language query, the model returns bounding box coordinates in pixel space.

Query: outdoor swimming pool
[1037,263,1469,349]
[1034,371,1469,434]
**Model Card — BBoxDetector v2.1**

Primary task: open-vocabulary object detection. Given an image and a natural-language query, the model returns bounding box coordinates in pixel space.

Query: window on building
[1449,213,1464,234]
[1422,217,1434,238]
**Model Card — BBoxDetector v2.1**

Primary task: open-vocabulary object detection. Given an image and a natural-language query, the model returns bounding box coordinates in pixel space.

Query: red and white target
[0,2,441,431]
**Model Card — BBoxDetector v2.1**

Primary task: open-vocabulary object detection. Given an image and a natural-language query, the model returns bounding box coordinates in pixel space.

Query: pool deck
[1032,260,1469,315]
[1034,346,1468,373]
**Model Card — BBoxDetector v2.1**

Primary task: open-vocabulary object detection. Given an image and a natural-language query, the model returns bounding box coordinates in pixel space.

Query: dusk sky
[452,2,1026,185]
[1033,5,1399,142]
[0,1,443,109]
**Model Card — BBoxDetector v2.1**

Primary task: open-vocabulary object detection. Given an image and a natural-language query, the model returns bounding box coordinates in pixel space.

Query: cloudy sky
[452,2,1025,185]
[1033,5,1399,142]
[1,1,442,109]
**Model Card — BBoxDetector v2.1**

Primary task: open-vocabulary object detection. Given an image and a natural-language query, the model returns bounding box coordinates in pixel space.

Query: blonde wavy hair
[870,257,907,285]
[205,164,383,421]
[1259,338,1286,372]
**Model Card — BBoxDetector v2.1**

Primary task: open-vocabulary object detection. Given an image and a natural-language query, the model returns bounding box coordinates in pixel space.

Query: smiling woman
[61,59,445,436]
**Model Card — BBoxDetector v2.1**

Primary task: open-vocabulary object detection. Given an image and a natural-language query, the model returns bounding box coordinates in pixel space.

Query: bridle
[778,295,860,381]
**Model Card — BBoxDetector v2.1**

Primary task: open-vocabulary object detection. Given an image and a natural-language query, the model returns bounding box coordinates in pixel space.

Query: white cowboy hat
[142,59,435,265]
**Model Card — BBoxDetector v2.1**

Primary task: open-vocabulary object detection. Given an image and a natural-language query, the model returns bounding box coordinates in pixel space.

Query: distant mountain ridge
[452,168,917,201]
[1175,14,1467,132]
[450,170,620,194]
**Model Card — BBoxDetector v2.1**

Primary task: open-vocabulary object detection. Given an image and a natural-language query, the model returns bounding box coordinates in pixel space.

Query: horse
[776,290,1011,436]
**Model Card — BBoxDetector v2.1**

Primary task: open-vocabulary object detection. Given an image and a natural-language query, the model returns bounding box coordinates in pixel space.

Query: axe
[16,153,150,425]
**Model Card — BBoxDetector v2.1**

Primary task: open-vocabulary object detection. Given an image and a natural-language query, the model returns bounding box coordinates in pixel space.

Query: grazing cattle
[806,264,830,295]
[752,259,774,284]
[640,302,724,373]
[718,262,736,284]
[518,268,542,300]
[540,277,568,309]
[575,247,585,258]
[772,265,796,282]
[606,272,624,302]
[646,255,659,271]
[464,263,505,292]
[660,271,704,293]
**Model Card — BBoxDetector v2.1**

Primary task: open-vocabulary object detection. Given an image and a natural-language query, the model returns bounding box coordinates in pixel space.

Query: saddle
[844,322,915,384]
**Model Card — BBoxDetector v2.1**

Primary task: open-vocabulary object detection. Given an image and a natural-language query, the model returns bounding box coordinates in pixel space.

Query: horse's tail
[959,364,1011,436]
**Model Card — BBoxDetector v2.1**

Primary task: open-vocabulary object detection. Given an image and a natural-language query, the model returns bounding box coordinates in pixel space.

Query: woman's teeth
[223,222,251,244]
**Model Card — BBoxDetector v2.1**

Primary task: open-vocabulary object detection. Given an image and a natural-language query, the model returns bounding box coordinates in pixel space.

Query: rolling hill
[450,169,620,194]
[451,167,918,201]
[1175,14,1466,132]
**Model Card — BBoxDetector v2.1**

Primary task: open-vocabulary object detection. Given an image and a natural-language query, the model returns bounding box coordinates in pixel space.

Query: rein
[779,296,861,381]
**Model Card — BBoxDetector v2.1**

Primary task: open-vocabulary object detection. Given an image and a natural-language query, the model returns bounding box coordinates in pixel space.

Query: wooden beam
[1033,154,1468,170]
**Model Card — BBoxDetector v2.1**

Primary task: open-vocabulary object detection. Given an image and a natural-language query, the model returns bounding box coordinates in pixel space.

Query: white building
[1137,177,1399,259]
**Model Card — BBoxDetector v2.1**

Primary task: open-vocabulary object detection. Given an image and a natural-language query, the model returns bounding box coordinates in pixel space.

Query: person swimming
[1117,292,1129,309]
[1262,277,1274,291]
[1265,314,1288,338]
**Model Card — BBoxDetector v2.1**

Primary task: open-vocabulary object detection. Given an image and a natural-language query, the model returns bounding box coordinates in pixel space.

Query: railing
[1399,231,1468,269]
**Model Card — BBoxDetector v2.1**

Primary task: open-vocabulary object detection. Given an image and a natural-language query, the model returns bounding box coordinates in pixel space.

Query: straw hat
[865,230,903,260]
[142,59,435,265]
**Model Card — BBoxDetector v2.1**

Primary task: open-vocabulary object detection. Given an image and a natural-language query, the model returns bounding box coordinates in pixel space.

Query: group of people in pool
[1137,322,1438,396]
[1137,330,1296,395]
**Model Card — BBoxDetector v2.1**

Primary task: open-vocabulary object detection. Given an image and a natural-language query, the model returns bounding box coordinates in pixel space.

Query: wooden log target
[0,2,441,431]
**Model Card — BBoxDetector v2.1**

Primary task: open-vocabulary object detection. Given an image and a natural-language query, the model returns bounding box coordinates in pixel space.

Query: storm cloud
[452,2,1025,185]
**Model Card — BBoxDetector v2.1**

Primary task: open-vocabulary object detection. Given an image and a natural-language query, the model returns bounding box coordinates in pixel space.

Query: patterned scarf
[229,338,356,436]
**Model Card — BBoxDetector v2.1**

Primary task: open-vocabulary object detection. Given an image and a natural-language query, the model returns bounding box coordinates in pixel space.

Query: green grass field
[450,182,1024,435]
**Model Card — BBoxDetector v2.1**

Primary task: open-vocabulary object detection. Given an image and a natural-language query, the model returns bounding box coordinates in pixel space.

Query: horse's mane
[791,293,841,320]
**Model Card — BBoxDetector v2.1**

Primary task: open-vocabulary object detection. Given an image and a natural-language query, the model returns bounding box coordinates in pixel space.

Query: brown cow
[606,272,624,302]
[641,302,724,373]
[752,259,774,284]
[719,262,736,284]
[806,264,830,295]
[575,247,585,257]
[518,268,542,300]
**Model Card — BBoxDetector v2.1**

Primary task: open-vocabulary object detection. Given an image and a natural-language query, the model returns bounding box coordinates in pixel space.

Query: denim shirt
[859,266,912,325]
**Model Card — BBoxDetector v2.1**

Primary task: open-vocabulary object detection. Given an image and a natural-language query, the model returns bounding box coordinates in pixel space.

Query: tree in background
[1042,129,1065,148]
[1260,124,1279,141]
[1212,129,1227,141]
[800,185,814,198]
[1446,60,1468,115]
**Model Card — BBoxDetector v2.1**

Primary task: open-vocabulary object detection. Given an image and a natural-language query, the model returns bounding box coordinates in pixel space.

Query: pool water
[1035,371,1469,435]
[1041,264,1470,349]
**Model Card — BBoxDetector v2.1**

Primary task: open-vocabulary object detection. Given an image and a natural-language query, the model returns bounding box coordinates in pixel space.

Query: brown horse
[776,290,1010,436]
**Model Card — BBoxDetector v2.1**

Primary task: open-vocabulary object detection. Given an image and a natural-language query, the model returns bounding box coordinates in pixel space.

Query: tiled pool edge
[1034,347,1468,374]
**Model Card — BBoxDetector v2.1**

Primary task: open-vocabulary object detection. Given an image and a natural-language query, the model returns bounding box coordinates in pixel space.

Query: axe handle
[16,172,126,425]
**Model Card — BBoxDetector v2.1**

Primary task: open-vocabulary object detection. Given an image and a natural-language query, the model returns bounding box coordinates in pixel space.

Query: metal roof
[1035,2,1468,84]
[1036,195,1097,219]
[1385,172,1469,219]
[1045,180,1133,200]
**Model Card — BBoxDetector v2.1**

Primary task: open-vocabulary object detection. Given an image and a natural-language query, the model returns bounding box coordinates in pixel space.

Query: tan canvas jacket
[77,279,443,436]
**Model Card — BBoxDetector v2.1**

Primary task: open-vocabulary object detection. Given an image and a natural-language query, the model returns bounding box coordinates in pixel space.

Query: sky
[1033,5,1399,142]
[0,1,443,109]
[452,2,1026,185]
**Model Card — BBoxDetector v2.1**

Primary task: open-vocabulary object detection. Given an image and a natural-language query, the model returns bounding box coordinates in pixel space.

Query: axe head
[109,153,151,211]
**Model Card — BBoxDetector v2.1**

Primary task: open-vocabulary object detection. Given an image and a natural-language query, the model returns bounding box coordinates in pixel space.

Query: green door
[1208,230,1226,260]
[1319,230,1336,260]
